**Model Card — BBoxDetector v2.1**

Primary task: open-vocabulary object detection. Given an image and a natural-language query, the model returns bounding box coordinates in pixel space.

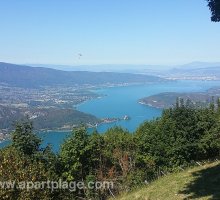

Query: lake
[1,80,220,152]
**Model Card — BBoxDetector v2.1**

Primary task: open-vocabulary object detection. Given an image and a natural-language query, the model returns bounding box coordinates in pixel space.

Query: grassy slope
[114,161,220,200]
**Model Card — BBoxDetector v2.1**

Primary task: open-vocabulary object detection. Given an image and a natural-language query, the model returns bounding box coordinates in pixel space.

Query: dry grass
[113,161,220,200]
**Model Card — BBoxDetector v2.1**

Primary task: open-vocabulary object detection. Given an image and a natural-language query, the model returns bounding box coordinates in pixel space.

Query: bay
[1,80,220,152]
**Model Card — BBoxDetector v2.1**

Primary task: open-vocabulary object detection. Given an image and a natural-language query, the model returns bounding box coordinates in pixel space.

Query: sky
[0,0,220,66]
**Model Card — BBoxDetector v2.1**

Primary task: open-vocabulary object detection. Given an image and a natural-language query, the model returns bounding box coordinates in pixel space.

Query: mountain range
[0,62,165,88]
[29,62,220,80]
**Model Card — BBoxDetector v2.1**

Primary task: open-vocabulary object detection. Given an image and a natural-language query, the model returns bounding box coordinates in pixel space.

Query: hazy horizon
[0,60,219,73]
[26,61,220,72]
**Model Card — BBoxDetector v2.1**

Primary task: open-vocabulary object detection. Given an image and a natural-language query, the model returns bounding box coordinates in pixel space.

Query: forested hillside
[1,98,220,199]
[0,105,99,131]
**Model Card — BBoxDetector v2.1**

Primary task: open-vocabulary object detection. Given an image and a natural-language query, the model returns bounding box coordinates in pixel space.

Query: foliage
[11,120,41,156]
[0,121,64,199]
[207,0,220,22]
[0,147,60,200]
[135,98,220,171]
[60,126,91,182]
[2,98,220,199]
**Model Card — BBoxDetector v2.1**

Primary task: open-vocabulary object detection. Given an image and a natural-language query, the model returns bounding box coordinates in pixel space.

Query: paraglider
[78,53,82,59]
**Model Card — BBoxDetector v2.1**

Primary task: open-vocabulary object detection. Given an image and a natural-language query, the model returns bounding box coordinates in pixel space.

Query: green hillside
[114,161,220,200]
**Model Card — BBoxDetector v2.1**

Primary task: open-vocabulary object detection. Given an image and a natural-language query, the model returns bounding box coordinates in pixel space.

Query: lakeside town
[0,82,133,142]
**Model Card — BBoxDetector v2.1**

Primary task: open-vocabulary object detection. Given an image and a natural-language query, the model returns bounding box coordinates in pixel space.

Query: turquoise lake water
[1,80,220,152]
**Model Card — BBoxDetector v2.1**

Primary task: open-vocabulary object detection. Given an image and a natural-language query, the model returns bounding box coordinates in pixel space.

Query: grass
[113,161,220,200]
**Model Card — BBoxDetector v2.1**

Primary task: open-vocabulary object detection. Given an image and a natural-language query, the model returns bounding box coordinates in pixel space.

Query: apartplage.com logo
[0,179,114,192]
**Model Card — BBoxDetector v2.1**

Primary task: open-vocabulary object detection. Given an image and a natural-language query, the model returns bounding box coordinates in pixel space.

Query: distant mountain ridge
[29,61,220,72]
[150,62,220,80]
[170,62,220,74]
[174,61,220,70]
[0,62,165,88]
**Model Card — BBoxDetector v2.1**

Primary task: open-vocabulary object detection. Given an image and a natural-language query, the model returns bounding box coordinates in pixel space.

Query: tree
[207,0,220,22]
[60,126,109,199]
[11,120,41,156]
[60,126,90,182]
[0,147,60,199]
[217,98,220,114]
[103,127,136,177]
[88,130,105,178]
